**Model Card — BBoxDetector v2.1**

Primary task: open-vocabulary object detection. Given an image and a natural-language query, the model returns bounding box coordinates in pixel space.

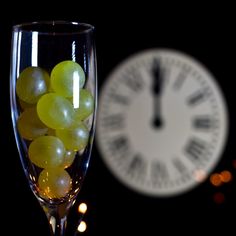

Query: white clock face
[96,48,229,197]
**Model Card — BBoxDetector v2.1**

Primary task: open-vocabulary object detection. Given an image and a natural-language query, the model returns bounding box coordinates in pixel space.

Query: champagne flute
[10,21,97,235]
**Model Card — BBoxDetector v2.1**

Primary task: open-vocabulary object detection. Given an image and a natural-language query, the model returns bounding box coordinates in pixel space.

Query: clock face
[96,48,229,197]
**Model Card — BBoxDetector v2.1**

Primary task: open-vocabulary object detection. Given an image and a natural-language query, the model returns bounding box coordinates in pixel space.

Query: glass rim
[12,20,95,35]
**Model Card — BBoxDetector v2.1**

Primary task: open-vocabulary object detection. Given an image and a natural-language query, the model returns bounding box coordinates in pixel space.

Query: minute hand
[151,59,164,128]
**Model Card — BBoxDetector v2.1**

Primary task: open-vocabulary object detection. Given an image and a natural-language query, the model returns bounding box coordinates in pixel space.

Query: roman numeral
[172,157,187,174]
[150,160,169,182]
[107,92,130,105]
[127,154,147,181]
[184,138,207,163]
[192,116,213,130]
[173,70,188,90]
[108,135,130,157]
[123,69,144,92]
[187,90,206,106]
[101,114,124,130]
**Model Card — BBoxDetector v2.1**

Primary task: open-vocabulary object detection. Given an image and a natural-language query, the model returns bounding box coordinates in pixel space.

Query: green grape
[56,122,89,151]
[29,136,65,168]
[60,150,76,168]
[51,60,85,97]
[38,168,72,199]
[16,66,50,104]
[73,89,94,121]
[17,107,48,140]
[37,93,75,129]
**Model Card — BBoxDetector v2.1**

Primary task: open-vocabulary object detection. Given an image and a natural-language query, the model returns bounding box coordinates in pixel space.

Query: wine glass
[10,21,97,235]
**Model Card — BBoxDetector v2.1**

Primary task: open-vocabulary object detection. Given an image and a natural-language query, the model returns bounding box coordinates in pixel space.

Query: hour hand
[151,58,163,95]
[151,59,164,128]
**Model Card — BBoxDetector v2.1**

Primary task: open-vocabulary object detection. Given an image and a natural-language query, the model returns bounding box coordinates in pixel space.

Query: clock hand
[151,59,164,128]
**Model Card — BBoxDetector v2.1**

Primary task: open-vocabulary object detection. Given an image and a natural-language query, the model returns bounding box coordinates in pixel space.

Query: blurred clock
[96,48,229,197]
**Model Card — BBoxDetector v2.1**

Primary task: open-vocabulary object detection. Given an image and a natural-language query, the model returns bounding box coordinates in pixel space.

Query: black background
[1,3,235,235]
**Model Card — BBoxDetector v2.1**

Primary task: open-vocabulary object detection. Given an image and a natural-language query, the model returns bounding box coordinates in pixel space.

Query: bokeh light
[220,170,232,183]
[232,160,236,169]
[213,192,225,204]
[210,173,222,186]
[77,221,87,233]
[78,202,87,214]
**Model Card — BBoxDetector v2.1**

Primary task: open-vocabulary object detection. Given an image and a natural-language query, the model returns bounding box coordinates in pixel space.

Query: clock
[96,48,229,197]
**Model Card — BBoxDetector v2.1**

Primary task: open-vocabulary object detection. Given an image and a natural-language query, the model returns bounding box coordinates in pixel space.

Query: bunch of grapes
[16,60,94,199]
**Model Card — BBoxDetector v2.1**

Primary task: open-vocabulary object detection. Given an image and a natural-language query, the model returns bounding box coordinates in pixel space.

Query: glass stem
[49,214,67,236]
[41,201,71,236]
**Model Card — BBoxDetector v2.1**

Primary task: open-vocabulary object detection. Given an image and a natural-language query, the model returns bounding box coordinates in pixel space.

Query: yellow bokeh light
[77,221,87,232]
[78,202,87,214]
